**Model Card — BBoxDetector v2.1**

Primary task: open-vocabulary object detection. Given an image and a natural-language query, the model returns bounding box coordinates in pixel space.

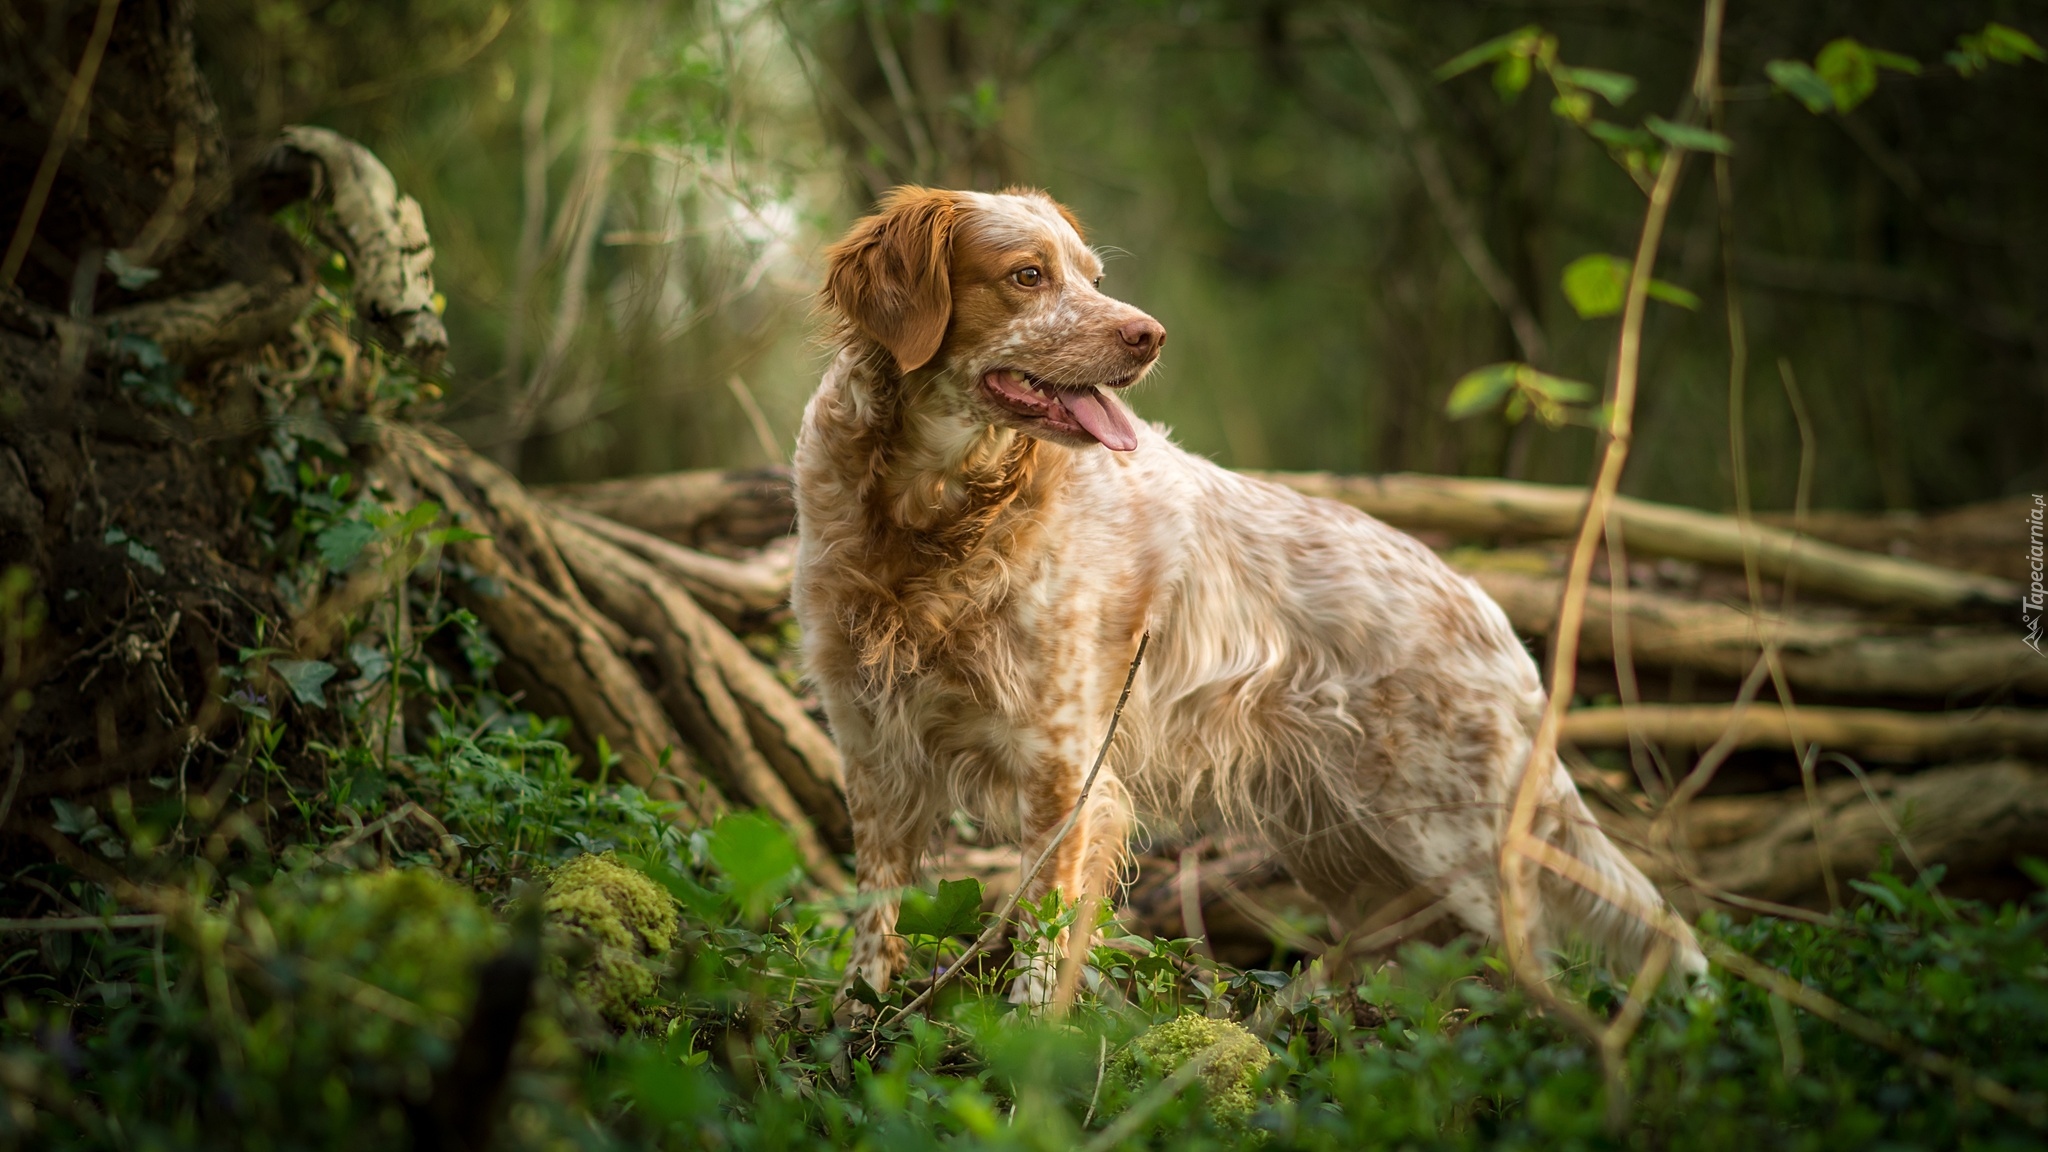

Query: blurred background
[190,0,2048,511]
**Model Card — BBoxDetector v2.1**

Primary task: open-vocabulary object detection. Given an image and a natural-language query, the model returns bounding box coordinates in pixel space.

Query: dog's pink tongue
[1062,387,1138,452]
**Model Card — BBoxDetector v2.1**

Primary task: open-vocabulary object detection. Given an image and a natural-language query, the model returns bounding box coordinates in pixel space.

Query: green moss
[543,853,679,1027]
[1111,1013,1275,1126]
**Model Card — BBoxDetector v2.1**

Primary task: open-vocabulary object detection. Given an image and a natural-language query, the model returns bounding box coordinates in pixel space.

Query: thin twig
[862,0,937,181]
[1499,1,1718,1023]
[0,743,23,830]
[1,0,120,290]
[1082,1033,1109,1127]
[1341,12,1547,365]
[0,914,165,933]
[1706,941,2046,1126]
[877,632,1148,1027]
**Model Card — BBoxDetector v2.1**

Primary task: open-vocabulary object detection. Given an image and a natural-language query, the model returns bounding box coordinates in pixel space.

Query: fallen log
[1562,703,2048,760]
[550,516,848,884]
[1255,471,2018,614]
[1464,567,2048,698]
[1598,760,2048,905]
[548,466,2017,614]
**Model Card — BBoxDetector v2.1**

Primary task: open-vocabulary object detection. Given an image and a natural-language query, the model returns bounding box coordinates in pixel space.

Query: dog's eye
[1093,276,1103,289]
[1012,267,1042,287]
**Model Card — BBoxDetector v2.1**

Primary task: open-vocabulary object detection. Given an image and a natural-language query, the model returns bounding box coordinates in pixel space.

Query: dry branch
[1257,471,2019,613]
[97,259,315,366]
[538,467,796,551]
[549,516,847,885]
[1563,704,2048,760]
[1466,568,2047,698]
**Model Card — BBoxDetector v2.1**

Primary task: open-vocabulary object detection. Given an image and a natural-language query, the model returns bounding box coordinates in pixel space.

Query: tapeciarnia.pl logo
[2026,493,2045,657]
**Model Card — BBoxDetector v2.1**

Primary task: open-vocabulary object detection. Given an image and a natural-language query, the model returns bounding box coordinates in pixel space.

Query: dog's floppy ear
[823,186,958,374]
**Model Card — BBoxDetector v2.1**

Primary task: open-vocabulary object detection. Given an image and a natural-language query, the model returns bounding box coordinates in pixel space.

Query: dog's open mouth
[980,369,1139,452]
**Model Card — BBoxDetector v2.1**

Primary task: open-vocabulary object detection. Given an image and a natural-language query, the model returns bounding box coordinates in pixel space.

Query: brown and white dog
[792,186,1703,1002]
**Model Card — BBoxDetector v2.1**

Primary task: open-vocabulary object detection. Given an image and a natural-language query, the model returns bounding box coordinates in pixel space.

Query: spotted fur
[794,187,1705,1002]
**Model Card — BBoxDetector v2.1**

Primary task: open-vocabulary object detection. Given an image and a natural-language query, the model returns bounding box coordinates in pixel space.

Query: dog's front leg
[1009,756,1127,1005]
[840,755,933,1006]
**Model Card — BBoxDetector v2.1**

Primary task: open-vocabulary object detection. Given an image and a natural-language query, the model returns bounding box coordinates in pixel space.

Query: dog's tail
[1532,761,1709,985]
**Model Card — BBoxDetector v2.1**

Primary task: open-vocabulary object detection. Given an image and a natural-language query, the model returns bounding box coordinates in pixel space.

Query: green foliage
[1949,23,2046,78]
[704,810,803,921]
[1559,253,1701,319]
[1447,362,1597,428]
[897,876,988,939]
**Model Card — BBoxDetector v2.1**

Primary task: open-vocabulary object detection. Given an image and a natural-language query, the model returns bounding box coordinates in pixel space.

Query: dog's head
[822,186,1166,453]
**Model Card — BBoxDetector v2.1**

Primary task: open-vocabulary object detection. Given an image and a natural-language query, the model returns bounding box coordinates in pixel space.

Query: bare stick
[877,632,1149,1028]
[0,914,165,933]
[0,0,120,290]
[1342,13,1547,364]
[1499,49,1700,989]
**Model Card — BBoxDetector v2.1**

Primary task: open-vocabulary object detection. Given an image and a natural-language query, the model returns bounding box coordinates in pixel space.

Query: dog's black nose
[1120,317,1166,359]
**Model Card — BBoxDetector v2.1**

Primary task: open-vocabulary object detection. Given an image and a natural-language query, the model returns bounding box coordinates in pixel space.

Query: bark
[255,126,448,369]
[1466,567,2047,699]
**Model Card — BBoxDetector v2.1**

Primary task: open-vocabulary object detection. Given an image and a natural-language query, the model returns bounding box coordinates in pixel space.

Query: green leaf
[1765,59,1835,113]
[2017,855,2048,891]
[1560,66,1635,105]
[1492,53,1532,101]
[1549,91,1593,124]
[896,876,986,938]
[1867,48,1922,76]
[103,250,160,291]
[1816,38,1877,111]
[346,640,391,686]
[1847,877,1906,916]
[1646,279,1702,310]
[315,520,377,572]
[1445,363,1520,419]
[1644,115,1733,155]
[1581,119,1655,150]
[399,502,443,533]
[1434,25,1542,81]
[1561,254,1630,318]
[1980,22,2046,64]
[272,658,338,708]
[1515,367,1594,404]
[707,811,802,919]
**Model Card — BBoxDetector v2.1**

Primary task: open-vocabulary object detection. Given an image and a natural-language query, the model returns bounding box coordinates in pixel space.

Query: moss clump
[1112,1013,1275,1126]
[542,853,679,1027]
